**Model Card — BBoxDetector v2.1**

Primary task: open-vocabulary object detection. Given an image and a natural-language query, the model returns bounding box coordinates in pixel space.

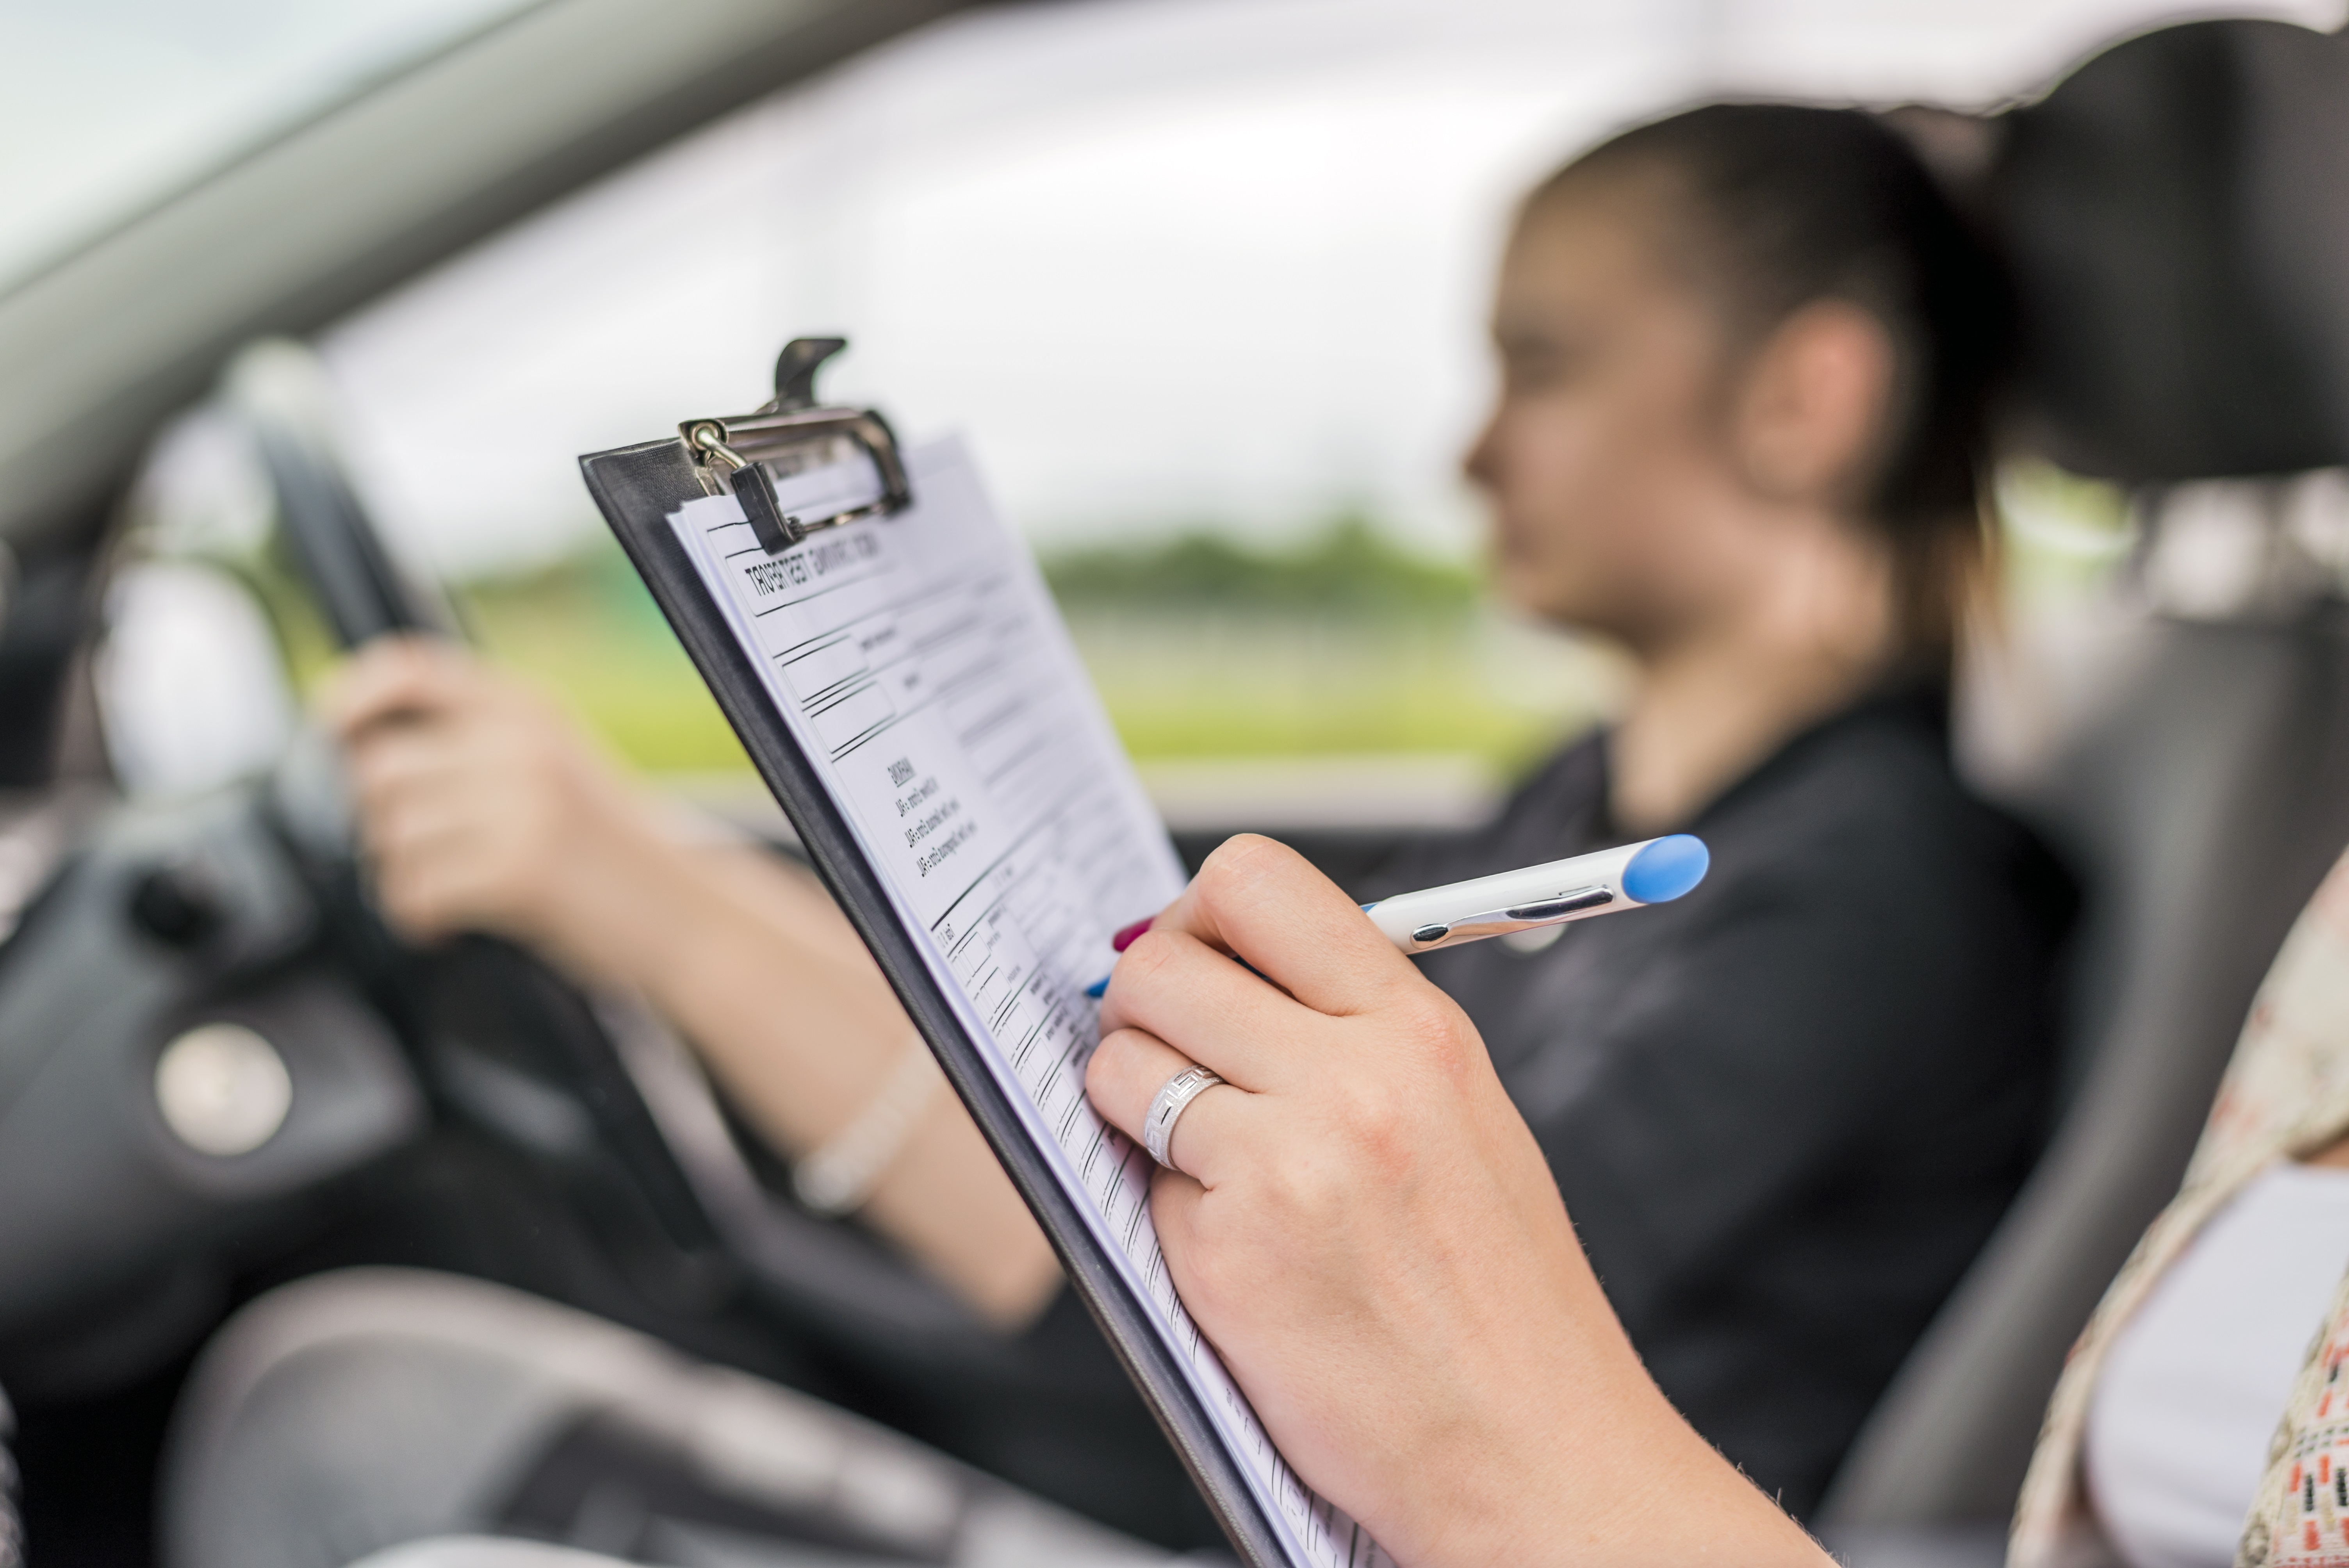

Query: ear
[1729,301,1896,509]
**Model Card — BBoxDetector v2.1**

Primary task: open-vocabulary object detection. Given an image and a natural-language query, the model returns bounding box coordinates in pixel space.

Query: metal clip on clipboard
[679,336,913,556]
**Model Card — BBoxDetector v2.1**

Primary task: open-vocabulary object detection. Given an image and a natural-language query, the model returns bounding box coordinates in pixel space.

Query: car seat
[1819,16,2349,1552]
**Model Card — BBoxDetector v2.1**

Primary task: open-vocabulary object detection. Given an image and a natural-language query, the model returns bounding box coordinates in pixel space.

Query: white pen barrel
[1363,834,1709,953]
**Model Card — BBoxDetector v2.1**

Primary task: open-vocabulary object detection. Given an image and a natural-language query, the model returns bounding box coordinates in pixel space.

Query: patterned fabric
[2238,1267,2349,1565]
[2010,848,2349,1567]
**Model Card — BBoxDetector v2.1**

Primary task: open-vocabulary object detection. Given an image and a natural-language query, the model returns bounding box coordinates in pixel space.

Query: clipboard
[579,340,1385,1568]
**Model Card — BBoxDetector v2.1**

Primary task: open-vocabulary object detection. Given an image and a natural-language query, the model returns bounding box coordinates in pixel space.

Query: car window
[0,0,534,294]
[306,0,2320,828]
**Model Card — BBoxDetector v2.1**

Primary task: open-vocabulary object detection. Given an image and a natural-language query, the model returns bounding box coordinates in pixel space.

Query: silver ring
[1143,1066,1225,1171]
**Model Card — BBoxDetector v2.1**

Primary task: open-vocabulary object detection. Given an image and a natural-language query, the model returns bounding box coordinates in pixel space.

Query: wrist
[1396,1365,1650,1564]
[526,795,722,991]
[1384,1311,1816,1566]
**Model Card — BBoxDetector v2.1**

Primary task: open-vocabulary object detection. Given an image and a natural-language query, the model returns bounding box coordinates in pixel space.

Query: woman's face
[1466,180,1770,650]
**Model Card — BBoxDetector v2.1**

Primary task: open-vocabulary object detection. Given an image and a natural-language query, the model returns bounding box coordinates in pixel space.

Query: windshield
[309,0,2320,813]
[0,0,537,294]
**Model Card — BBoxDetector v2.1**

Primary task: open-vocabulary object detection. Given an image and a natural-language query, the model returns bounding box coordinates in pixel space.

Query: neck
[1607,518,1902,836]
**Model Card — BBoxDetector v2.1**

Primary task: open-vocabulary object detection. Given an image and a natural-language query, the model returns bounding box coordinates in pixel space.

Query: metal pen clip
[1408,886,1613,947]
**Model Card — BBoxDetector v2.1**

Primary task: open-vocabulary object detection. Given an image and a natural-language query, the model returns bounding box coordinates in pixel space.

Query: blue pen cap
[1621,834,1709,905]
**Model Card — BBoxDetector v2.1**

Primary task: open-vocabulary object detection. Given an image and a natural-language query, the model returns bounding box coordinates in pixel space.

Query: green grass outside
[456,559,753,772]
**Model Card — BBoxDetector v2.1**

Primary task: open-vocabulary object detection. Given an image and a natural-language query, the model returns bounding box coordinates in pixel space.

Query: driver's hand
[321,637,672,986]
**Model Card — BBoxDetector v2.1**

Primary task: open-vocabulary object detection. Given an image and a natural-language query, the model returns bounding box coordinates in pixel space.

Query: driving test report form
[668,438,1390,1568]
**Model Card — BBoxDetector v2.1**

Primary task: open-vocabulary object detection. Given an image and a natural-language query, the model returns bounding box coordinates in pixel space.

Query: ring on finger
[1143,1065,1226,1172]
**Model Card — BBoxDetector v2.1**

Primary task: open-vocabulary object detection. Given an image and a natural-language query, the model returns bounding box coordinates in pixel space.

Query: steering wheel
[217,339,996,1362]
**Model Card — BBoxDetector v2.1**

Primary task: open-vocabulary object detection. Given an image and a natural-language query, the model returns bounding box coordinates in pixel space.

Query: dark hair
[1532,103,2016,664]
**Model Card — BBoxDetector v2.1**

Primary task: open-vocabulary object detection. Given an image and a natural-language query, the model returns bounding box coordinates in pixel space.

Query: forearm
[1232,1163,1829,1566]
[1445,1325,1832,1565]
[581,831,1060,1325]
[586,832,907,1142]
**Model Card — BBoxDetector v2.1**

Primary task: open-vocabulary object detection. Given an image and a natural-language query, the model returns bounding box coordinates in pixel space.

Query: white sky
[310,0,2347,578]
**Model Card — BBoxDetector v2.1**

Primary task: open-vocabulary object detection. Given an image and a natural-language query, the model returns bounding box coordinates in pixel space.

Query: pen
[1083,834,1709,998]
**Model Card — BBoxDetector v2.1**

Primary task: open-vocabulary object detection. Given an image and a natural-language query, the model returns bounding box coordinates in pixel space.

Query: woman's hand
[323,638,1062,1324]
[1084,836,1828,1567]
[322,637,679,989]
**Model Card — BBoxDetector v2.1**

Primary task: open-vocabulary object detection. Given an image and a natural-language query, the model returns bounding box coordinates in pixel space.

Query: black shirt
[1364,686,2071,1516]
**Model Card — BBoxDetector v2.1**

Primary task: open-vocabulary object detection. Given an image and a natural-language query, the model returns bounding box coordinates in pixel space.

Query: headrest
[1995,20,2349,481]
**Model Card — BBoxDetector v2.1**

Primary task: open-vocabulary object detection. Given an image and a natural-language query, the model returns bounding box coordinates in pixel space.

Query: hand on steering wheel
[321,639,672,990]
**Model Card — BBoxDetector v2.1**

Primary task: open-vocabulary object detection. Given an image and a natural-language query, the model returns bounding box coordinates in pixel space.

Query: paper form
[669,438,1390,1568]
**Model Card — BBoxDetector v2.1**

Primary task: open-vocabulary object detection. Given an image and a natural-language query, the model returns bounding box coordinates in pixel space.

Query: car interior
[0,4,2345,1565]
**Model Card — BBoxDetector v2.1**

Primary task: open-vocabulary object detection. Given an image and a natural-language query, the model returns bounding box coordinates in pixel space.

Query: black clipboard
[578,339,1294,1568]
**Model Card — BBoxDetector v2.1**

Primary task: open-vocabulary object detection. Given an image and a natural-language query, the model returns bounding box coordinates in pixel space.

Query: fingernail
[1112,917,1153,953]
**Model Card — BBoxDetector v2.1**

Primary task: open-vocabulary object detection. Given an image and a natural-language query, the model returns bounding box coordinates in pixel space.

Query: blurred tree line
[1040,515,1477,617]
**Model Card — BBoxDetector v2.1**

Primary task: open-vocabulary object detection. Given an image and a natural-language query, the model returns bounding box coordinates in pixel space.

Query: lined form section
[669,438,1389,1568]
